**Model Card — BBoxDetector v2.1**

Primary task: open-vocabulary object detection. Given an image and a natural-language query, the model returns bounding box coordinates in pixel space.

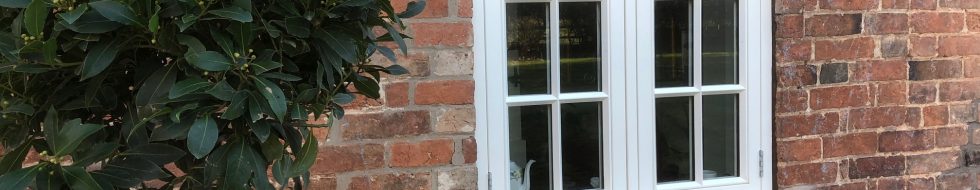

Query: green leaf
[260,136,284,161]
[0,143,30,176]
[61,12,123,34]
[271,156,291,187]
[224,140,255,189]
[288,104,306,120]
[0,166,40,190]
[250,60,281,74]
[284,17,310,38]
[134,64,178,105]
[288,134,317,177]
[251,77,286,121]
[208,6,252,22]
[352,75,380,99]
[332,93,354,105]
[206,80,237,101]
[122,143,185,165]
[80,39,124,80]
[187,116,219,158]
[24,0,48,36]
[317,30,357,63]
[386,65,409,75]
[227,22,254,48]
[52,119,103,156]
[168,77,210,98]
[150,119,192,141]
[186,51,233,71]
[383,24,409,54]
[0,0,29,8]
[259,72,301,81]
[71,143,119,166]
[170,103,198,123]
[148,11,159,34]
[58,4,89,24]
[210,29,235,56]
[42,35,57,64]
[42,107,60,146]
[62,166,102,190]
[220,91,248,120]
[398,0,427,18]
[89,0,142,26]
[1,103,34,115]
[176,34,206,52]
[247,92,273,122]
[251,120,272,142]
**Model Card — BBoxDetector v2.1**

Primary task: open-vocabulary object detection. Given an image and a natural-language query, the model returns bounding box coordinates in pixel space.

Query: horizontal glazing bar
[700,84,745,95]
[653,87,700,97]
[506,95,557,106]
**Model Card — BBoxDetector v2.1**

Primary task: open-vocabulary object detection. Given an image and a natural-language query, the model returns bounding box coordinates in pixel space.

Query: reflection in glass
[507,3,550,95]
[702,0,739,85]
[656,97,693,183]
[509,105,552,190]
[655,0,692,87]
[561,102,603,189]
[560,2,602,93]
[703,94,739,179]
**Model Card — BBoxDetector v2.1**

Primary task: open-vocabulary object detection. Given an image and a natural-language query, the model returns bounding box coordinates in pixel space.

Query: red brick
[937,173,973,190]
[777,65,818,87]
[873,178,906,190]
[909,60,963,80]
[810,85,870,110]
[867,13,910,34]
[911,36,938,57]
[778,162,838,186]
[776,0,818,13]
[907,151,961,175]
[939,36,980,56]
[819,0,878,10]
[849,106,909,129]
[309,175,338,190]
[965,57,980,78]
[384,82,410,107]
[967,12,980,32]
[776,89,809,113]
[913,0,938,9]
[463,136,477,164]
[415,80,474,105]
[883,0,911,8]
[823,132,877,158]
[907,178,936,190]
[777,14,805,38]
[391,0,448,18]
[458,0,472,17]
[936,126,968,147]
[848,156,906,179]
[814,37,875,61]
[939,81,980,102]
[390,139,455,167]
[911,12,965,33]
[879,129,936,152]
[940,0,980,9]
[875,82,909,105]
[410,22,472,47]
[907,107,923,126]
[910,82,938,104]
[776,112,840,138]
[806,14,863,36]
[823,182,868,190]
[852,60,909,82]
[343,110,431,140]
[311,144,385,174]
[776,39,812,62]
[349,173,431,190]
[777,138,822,162]
[923,105,949,126]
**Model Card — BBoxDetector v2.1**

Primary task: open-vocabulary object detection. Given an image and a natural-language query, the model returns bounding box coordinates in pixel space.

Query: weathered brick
[807,14,863,36]
[814,37,875,61]
[867,13,909,34]
[936,126,968,147]
[853,60,909,82]
[923,105,949,126]
[463,136,477,164]
[810,85,871,110]
[965,147,980,165]
[349,173,431,190]
[911,36,938,57]
[778,65,818,87]
[936,173,973,190]
[875,82,909,105]
[777,112,841,138]
[911,12,965,33]
[884,0,911,9]
[776,89,810,113]
[909,60,963,80]
[777,39,813,62]
[849,106,909,129]
[879,129,936,152]
[819,0,878,10]
[910,82,938,104]
[310,175,338,190]
[906,151,961,174]
[965,57,980,78]
[824,182,868,190]
[430,50,474,76]
[940,36,980,56]
[940,0,980,9]
[778,162,838,186]
[778,138,823,162]
[823,132,877,158]
[437,167,478,190]
[820,63,849,84]
[778,14,805,38]
[939,81,980,101]
[458,0,472,17]
[968,12,980,32]
[391,139,455,167]
[410,22,472,47]
[907,178,936,190]
[873,178,905,190]
[435,108,476,133]
[343,110,431,140]
[385,82,410,107]
[913,0,938,9]
[881,36,909,58]
[415,80,475,105]
[776,0,818,13]
[311,144,385,174]
[950,104,977,123]
[848,156,906,179]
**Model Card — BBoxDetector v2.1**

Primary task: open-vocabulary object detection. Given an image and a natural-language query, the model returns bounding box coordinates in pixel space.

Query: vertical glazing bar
[550,2,563,189]
[692,0,704,185]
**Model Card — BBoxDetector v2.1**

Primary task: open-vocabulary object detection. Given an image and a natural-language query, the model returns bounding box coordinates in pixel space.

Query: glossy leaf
[0,143,30,176]
[61,12,123,33]
[134,65,178,105]
[0,0,28,8]
[58,4,89,24]
[89,0,142,26]
[23,0,48,36]
[186,51,233,71]
[251,77,286,121]
[288,134,317,178]
[220,91,249,120]
[61,166,102,190]
[168,77,210,98]
[207,80,237,101]
[52,119,104,156]
[187,116,219,158]
[122,143,185,165]
[80,39,123,80]
[209,6,253,22]
[0,166,40,190]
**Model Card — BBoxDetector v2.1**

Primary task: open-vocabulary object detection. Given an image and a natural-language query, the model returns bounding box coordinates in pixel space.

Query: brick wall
[775,0,980,189]
[306,0,477,189]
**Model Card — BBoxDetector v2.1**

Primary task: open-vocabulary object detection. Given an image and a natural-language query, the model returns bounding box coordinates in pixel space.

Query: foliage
[0,0,422,189]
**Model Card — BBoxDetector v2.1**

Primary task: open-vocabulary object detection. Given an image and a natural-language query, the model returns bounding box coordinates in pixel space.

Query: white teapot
[510,160,536,190]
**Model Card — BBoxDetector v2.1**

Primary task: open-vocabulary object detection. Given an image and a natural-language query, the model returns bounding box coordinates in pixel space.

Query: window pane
[703,94,739,179]
[560,2,601,93]
[509,105,552,190]
[656,97,693,183]
[655,0,692,88]
[561,102,603,189]
[507,3,551,95]
[702,0,738,85]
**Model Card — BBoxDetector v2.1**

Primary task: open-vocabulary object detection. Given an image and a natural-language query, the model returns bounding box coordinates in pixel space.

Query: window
[474,0,772,189]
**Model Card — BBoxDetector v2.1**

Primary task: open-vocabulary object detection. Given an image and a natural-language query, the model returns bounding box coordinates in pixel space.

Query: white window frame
[473,0,772,189]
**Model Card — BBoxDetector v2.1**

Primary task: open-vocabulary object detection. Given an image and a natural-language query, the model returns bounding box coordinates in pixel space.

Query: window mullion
[549,1,564,189]
[692,0,705,185]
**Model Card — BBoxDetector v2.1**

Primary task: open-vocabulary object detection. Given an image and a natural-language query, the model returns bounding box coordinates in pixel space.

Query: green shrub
[0,0,421,189]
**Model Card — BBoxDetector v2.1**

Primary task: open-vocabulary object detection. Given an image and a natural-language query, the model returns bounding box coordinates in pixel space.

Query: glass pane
[703,94,739,179]
[559,2,602,93]
[507,3,551,95]
[509,105,552,190]
[702,0,738,85]
[561,102,603,189]
[655,0,692,87]
[656,97,693,183]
